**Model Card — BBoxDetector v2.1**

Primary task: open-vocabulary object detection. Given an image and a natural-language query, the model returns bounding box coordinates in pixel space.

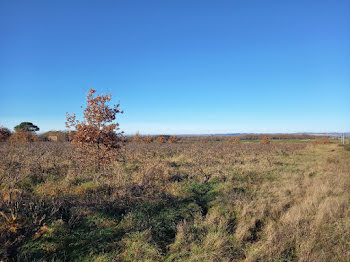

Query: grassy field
[0,140,349,261]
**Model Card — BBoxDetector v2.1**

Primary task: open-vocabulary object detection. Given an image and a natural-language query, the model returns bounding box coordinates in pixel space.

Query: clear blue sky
[1,0,349,134]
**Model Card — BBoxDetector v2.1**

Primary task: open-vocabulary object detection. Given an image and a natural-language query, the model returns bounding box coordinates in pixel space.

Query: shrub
[313,137,329,145]
[156,136,167,144]
[9,130,39,144]
[133,132,142,143]
[143,136,153,144]
[261,135,270,144]
[227,137,233,144]
[200,137,210,144]
[0,127,11,142]
[234,136,241,144]
[321,137,329,144]
[169,136,178,144]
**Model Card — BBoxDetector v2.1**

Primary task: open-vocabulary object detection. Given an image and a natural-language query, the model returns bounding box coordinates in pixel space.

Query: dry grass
[0,140,349,261]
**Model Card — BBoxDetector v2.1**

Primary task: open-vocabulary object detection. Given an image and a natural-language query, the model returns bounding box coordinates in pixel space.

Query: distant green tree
[14,122,40,132]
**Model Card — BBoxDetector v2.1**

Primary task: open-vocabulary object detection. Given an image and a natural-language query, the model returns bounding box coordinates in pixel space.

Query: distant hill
[219,132,350,138]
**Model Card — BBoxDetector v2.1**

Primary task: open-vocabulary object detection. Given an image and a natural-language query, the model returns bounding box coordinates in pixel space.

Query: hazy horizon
[1,121,349,136]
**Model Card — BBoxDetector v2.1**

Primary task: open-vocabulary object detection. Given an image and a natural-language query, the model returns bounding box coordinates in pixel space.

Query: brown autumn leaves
[66,89,124,171]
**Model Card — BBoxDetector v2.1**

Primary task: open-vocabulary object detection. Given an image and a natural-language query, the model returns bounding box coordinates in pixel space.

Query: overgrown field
[0,141,349,261]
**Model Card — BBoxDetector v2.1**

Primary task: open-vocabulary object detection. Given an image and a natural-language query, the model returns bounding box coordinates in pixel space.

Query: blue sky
[1,0,349,134]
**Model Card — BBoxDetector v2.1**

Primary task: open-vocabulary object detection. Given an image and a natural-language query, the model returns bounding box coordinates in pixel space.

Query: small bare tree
[66,89,124,171]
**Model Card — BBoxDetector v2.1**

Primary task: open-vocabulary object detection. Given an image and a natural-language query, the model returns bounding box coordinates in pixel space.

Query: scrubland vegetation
[0,140,349,261]
[1,90,349,261]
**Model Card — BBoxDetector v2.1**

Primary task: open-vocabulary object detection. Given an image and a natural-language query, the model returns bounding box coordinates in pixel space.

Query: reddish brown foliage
[169,136,178,144]
[227,137,233,144]
[314,137,330,145]
[156,136,167,144]
[143,136,153,144]
[66,130,76,142]
[321,137,330,144]
[66,89,124,171]
[234,136,241,144]
[261,135,270,144]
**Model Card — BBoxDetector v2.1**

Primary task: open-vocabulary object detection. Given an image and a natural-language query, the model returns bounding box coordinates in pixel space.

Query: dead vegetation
[261,135,271,144]
[156,135,167,144]
[0,139,348,261]
[0,127,11,142]
[9,130,39,144]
